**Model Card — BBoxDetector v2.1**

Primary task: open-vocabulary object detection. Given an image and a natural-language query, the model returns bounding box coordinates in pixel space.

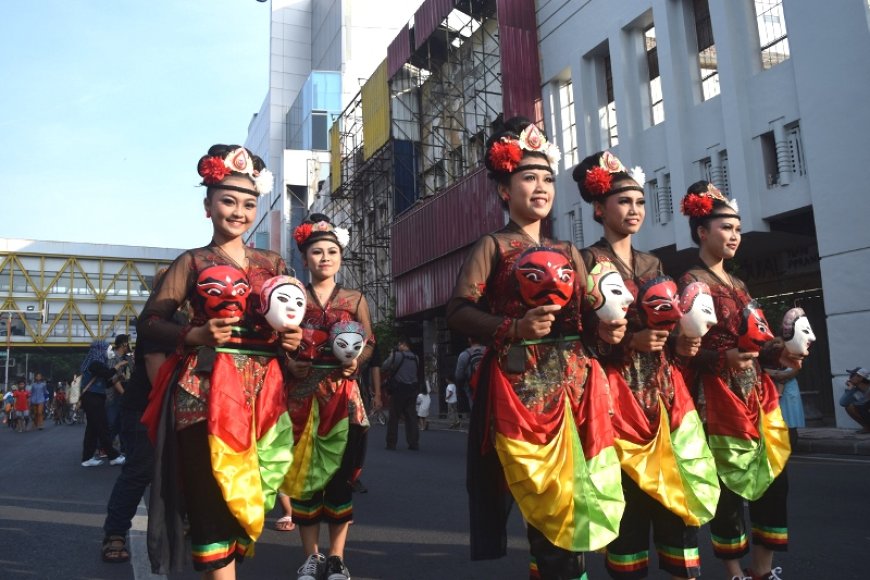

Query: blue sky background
[1,1,270,250]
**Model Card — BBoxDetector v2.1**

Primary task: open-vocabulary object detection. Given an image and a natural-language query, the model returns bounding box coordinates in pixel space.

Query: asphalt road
[1,419,867,579]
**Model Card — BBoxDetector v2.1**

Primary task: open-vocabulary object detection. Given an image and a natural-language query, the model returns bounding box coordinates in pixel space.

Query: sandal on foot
[274,515,296,531]
[102,535,130,563]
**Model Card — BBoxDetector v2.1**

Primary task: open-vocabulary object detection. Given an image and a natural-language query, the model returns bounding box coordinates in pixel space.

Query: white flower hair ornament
[333,227,350,248]
[253,169,274,196]
[517,124,561,168]
[628,166,646,187]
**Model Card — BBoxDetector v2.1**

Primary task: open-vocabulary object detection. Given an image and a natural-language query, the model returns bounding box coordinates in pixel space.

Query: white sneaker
[109,455,126,466]
[81,457,104,467]
[296,553,326,580]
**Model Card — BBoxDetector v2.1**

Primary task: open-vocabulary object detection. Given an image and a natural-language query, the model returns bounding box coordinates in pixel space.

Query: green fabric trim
[519,334,581,346]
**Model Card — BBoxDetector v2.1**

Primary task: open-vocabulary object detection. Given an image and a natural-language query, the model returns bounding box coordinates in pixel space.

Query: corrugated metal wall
[387,24,411,80]
[392,168,506,315]
[497,0,542,121]
[413,0,454,50]
[362,60,391,160]
[395,250,466,318]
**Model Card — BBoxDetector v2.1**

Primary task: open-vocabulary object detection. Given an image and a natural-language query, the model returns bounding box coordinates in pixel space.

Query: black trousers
[386,385,419,449]
[81,392,120,461]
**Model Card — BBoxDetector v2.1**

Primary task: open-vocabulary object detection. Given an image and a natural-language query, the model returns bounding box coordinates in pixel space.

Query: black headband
[607,184,644,196]
[208,183,260,197]
[705,212,741,221]
[512,163,553,174]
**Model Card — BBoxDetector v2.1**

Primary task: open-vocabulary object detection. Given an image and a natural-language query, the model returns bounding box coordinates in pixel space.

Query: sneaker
[296,552,326,580]
[757,567,783,580]
[81,457,104,467]
[109,455,126,466]
[324,555,351,580]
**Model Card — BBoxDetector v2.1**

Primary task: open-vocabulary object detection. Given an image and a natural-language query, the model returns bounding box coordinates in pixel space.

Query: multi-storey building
[243,0,423,276]
[537,0,870,428]
[285,0,870,427]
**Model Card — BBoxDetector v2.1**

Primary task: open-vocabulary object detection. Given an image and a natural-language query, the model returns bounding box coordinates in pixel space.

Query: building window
[603,54,618,147]
[754,0,789,69]
[700,157,713,183]
[648,174,673,225]
[760,121,804,187]
[569,209,584,247]
[694,0,720,101]
[760,131,780,187]
[645,25,664,125]
[559,81,579,168]
[311,111,328,151]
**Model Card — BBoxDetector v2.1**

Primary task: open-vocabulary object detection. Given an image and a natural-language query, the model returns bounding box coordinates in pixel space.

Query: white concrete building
[537,0,870,427]
[243,0,423,275]
[0,237,183,388]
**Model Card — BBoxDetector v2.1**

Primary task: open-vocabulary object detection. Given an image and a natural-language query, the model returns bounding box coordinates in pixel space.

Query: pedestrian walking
[28,372,48,430]
[79,340,126,467]
[381,339,421,451]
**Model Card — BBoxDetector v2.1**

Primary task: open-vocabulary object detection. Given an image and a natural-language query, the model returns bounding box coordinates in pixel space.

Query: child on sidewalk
[416,379,432,431]
[444,376,459,429]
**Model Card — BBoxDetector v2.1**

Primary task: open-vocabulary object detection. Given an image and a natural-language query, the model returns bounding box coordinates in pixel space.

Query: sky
[1,1,271,250]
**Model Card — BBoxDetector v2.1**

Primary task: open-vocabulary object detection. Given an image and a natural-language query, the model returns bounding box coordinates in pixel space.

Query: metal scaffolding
[319,0,505,325]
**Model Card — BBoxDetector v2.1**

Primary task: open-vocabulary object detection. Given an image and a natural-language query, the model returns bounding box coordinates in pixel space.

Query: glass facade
[286,71,342,150]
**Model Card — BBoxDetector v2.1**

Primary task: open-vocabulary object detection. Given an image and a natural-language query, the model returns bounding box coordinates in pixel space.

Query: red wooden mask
[195,265,250,319]
[514,247,575,308]
[638,276,682,331]
[737,300,774,352]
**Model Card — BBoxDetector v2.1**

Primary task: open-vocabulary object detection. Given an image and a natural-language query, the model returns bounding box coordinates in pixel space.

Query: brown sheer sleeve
[137,251,196,350]
[353,291,375,368]
[446,235,506,341]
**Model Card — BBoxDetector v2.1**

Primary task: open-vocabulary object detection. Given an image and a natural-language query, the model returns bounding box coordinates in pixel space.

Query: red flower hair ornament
[197,147,274,195]
[489,140,524,173]
[582,151,644,198]
[680,182,738,217]
[680,193,714,217]
[293,223,313,246]
[487,124,561,174]
[294,220,350,248]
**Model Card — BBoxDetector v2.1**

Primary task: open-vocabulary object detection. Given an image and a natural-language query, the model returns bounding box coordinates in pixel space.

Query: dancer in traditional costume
[677,181,803,580]
[574,152,719,580]
[140,144,301,578]
[282,213,373,580]
[446,116,627,580]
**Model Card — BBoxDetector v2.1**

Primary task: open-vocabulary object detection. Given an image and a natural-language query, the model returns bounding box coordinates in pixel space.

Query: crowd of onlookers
[1,335,133,461]
[2,372,68,432]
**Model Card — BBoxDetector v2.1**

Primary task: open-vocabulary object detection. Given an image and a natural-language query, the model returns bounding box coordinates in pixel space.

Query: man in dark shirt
[381,338,420,450]
[100,332,172,564]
